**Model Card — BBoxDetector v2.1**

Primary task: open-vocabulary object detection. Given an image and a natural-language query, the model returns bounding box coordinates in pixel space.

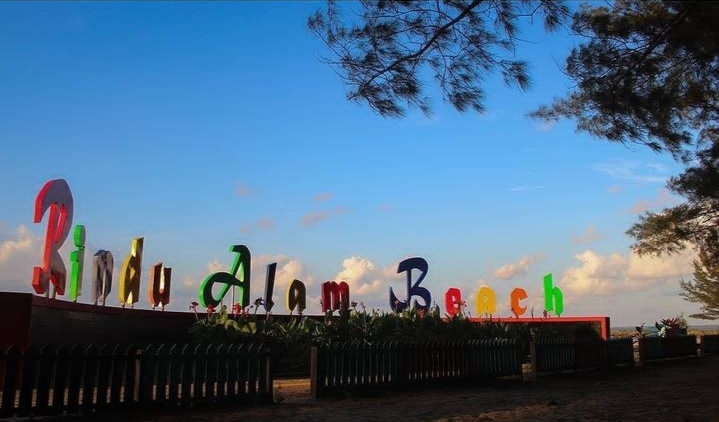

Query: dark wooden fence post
[66,345,83,414]
[180,344,193,407]
[52,345,69,414]
[81,345,98,415]
[191,344,204,404]
[1,346,20,418]
[128,347,144,404]
[262,344,273,403]
[127,345,141,406]
[111,344,129,408]
[95,345,111,410]
[310,346,319,399]
[140,345,156,405]
[18,345,37,416]
[167,344,180,407]
[528,340,537,379]
[245,344,256,400]
[216,344,228,403]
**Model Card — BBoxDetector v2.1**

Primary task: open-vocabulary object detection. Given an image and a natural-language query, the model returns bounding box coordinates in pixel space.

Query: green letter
[543,273,564,316]
[68,225,86,301]
[198,245,251,309]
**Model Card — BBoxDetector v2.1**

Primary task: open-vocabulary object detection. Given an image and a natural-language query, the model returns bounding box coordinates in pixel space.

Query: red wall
[0,292,196,349]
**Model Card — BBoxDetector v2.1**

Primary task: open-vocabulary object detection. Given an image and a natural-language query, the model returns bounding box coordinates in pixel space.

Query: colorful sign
[390,257,431,312]
[32,179,74,296]
[119,237,144,307]
[68,225,86,301]
[25,179,567,317]
[148,263,172,309]
[92,250,114,305]
[198,245,251,309]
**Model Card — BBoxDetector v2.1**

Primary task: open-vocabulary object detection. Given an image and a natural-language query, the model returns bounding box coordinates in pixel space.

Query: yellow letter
[475,286,497,316]
[119,237,143,306]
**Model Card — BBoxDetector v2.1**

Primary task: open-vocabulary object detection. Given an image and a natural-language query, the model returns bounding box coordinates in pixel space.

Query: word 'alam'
[28,179,565,317]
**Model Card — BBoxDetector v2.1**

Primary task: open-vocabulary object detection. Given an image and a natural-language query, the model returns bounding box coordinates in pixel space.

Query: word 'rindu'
[31,179,171,309]
[27,179,565,317]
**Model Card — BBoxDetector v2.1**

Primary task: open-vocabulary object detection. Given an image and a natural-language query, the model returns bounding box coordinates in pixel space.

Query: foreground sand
[115,356,719,422]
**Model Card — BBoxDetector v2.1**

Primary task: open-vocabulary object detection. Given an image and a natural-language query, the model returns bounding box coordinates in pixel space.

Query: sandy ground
[112,356,719,422]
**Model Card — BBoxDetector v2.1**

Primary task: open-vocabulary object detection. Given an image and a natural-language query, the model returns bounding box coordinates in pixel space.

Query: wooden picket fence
[533,337,635,372]
[534,336,710,373]
[0,343,272,418]
[310,339,523,398]
[638,336,698,362]
[699,334,719,354]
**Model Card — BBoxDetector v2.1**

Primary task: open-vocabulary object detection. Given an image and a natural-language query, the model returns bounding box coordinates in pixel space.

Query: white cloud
[509,185,544,192]
[561,248,695,298]
[207,260,227,274]
[493,255,540,280]
[235,183,257,197]
[629,188,679,214]
[314,192,334,202]
[625,251,694,290]
[0,225,41,292]
[607,184,622,194]
[562,250,625,296]
[0,224,104,299]
[572,225,603,245]
[322,256,405,311]
[239,216,275,234]
[0,225,35,263]
[333,256,397,296]
[300,207,348,227]
[535,120,555,132]
[182,275,196,289]
[377,204,393,213]
[592,159,668,183]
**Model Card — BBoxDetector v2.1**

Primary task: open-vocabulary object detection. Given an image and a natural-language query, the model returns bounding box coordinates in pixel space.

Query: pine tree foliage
[307,0,569,117]
[681,246,719,320]
[533,1,719,161]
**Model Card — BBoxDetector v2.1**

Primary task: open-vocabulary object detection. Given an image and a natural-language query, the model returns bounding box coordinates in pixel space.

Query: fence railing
[0,343,272,418]
[466,338,524,378]
[312,335,710,397]
[533,337,635,373]
[311,339,523,398]
[700,335,719,354]
[607,337,635,365]
[638,336,698,362]
[2,334,713,414]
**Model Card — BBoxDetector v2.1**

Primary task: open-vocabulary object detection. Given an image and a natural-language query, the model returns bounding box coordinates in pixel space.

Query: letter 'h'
[543,273,564,316]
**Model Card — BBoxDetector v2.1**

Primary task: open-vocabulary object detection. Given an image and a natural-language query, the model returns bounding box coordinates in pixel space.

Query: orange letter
[475,286,497,316]
[510,288,528,317]
[148,262,172,308]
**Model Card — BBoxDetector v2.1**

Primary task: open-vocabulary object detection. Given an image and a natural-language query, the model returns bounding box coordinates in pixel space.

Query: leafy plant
[656,314,689,337]
[187,301,513,346]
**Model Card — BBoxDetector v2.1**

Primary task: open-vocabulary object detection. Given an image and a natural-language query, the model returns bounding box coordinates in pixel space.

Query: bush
[187,303,513,346]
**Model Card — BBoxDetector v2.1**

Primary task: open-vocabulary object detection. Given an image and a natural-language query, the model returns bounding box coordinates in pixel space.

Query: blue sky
[0,2,701,327]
